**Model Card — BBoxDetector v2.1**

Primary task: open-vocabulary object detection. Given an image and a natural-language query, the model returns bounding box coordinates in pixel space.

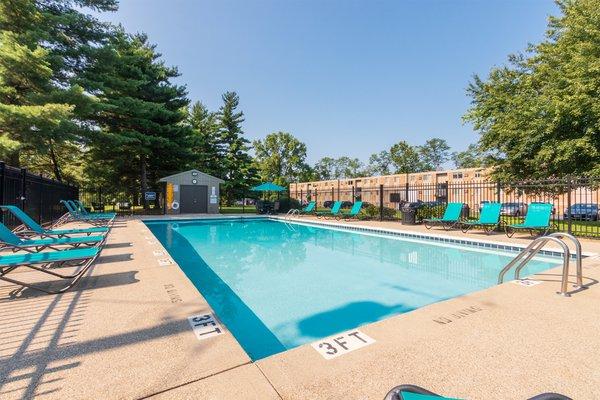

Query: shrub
[278,197,301,212]
[416,205,445,220]
[359,204,396,220]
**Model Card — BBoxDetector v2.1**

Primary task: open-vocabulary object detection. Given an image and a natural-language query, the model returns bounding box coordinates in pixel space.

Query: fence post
[38,173,44,224]
[0,162,4,223]
[405,182,409,202]
[567,177,572,234]
[352,186,355,203]
[20,168,27,211]
[315,189,318,211]
[162,182,167,215]
[300,189,303,205]
[379,184,384,221]
[331,187,334,204]
[496,181,501,204]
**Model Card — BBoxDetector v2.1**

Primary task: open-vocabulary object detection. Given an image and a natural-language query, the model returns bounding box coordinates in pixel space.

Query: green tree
[334,156,364,178]
[464,0,600,180]
[187,101,222,176]
[313,156,363,180]
[253,131,309,186]
[417,138,450,171]
[451,143,488,169]
[389,141,422,174]
[83,30,192,200]
[0,0,116,180]
[365,150,392,176]
[217,91,257,204]
[313,157,336,180]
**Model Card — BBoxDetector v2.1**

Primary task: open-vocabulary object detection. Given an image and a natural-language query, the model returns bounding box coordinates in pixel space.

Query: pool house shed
[159,169,224,214]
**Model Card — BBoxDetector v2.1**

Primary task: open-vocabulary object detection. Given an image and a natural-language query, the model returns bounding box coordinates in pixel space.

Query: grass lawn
[220,205,257,214]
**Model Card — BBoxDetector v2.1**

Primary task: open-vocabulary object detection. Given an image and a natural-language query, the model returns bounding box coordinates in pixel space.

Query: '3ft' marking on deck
[312,330,375,360]
[187,313,223,340]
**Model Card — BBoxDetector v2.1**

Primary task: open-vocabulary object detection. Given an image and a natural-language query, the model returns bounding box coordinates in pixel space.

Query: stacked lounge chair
[2,205,109,238]
[0,203,109,294]
[58,200,115,226]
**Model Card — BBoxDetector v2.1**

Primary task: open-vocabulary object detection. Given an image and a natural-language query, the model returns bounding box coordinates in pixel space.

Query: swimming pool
[145,218,561,360]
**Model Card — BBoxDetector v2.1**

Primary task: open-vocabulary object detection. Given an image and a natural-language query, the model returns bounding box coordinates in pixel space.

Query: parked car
[564,203,600,221]
[422,200,445,208]
[500,202,527,216]
[341,201,354,209]
[323,200,334,209]
[478,200,491,212]
[323,200,361,209]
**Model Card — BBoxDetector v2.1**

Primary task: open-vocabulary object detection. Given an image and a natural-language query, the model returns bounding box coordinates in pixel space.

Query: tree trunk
[140,156,148,209]
[49,140,63,182]
[8,150,20,168]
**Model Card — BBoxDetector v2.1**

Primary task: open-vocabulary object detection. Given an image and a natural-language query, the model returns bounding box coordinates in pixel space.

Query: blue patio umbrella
[250,182,286,192]
[251,182,287,204]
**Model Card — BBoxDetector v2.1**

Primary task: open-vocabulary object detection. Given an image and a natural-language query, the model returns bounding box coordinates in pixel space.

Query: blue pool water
[145,218,560,360]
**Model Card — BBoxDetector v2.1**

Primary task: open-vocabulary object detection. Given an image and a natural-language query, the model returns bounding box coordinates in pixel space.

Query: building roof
[158,169,224,183]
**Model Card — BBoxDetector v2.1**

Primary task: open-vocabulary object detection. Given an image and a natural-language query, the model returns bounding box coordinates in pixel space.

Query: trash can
[401,202,419,225]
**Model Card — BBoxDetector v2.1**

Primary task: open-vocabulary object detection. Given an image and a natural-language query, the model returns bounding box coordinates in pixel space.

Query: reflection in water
[146,219,560,360]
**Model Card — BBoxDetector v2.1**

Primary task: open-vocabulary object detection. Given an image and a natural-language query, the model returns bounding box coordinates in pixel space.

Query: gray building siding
[159,169,224,214]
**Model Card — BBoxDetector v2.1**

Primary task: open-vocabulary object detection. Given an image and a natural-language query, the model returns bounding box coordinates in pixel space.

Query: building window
[453,172,464,179]
[474,171,482,178]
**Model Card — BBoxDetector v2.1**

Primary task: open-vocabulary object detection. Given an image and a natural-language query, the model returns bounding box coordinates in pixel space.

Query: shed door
[180,185,208,213]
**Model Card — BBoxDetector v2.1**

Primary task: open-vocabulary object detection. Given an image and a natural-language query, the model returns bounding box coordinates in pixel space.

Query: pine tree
[187,101,222,176]
[82,30,192,199]
[0,0,116,181]
[216,91,258,205]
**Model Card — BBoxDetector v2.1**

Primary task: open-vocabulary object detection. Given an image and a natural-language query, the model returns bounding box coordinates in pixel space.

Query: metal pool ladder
[285,209,300,219]
[497,232,583,297]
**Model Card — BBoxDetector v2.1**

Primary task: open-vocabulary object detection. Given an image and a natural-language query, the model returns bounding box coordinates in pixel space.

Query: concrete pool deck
[1,215,599,399]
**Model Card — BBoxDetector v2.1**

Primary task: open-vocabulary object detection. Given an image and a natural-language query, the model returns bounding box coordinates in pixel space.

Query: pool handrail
[497,234,583,296]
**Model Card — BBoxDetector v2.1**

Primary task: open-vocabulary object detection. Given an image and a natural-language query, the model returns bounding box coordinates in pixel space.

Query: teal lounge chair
[461,202,502,234]
[384,384,571,400]
[340,201,363,220]
[316,201,342,219]
[73,200,116,219]
[505,202,553,238]
[60,200,113,226]
[423,202,464,230]
[299,201,316,215]
[0,247,100,294]
[0,222,105,252]
[1,205,109,238]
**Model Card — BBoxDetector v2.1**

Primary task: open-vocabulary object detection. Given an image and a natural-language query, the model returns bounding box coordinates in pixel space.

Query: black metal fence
[291,177,600,238]
[0,162,79,228]
[79,186,165,216]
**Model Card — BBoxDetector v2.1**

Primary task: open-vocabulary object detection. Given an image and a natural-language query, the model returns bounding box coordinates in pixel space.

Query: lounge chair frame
[423,203,464,230]
[0,249,101,294]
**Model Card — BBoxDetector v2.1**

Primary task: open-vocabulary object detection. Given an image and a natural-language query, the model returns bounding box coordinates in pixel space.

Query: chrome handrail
[498,234,583,297]
[548,232,583,287]
[285,209,300,219]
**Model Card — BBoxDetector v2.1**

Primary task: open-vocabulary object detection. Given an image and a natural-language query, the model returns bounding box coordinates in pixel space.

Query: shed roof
[158,169,224,183]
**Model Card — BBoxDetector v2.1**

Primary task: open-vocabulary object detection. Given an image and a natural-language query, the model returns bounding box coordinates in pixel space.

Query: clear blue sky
[94,0,558,165]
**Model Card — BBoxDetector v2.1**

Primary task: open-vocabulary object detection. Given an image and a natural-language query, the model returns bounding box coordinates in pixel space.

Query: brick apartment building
[289,167,599,218]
